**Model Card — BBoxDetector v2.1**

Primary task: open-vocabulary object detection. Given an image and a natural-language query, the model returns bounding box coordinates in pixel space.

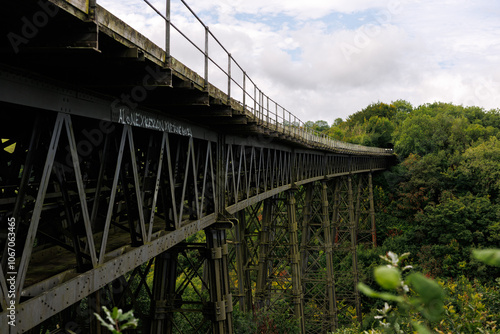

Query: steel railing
[106,0,392,155]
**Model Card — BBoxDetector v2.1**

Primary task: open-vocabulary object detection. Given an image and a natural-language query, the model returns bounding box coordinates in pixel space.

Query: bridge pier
[205,224,234,334]
[250,191,306,332]
[149,224,234,334]
[150,250,178,334]
[287,189,306,334]
[301,181,339,333]
[233,210,253,313]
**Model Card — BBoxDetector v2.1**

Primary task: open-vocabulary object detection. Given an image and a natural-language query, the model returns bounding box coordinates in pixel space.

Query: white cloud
[98,0,500,123]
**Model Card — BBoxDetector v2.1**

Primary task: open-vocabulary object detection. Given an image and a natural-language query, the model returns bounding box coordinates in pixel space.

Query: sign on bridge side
[112,106,193,137]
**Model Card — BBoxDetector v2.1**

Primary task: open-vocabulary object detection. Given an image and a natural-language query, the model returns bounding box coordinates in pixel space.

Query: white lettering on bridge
[116,108,192,137]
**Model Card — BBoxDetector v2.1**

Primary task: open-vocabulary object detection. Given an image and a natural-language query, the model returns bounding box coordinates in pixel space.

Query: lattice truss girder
[0,108,385,332]
[224,144,292,207]
[0,112,222,331]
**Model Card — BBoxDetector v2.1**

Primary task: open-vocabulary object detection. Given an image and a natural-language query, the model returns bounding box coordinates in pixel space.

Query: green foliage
[406,272,445,322]
[305,120,330,133]
[346,101,500,281]
[393,102,499,159]
[435,276,500,333]
[473,249,500,267]
[347,266,500,334]
[346,102,398,126]
[358,251,445,333]
[454,137,500,199]
[316,100,500,333]
[93,306,138,334]
[233,308,300,334]
[327,101,402,148]
[363,116,395,148]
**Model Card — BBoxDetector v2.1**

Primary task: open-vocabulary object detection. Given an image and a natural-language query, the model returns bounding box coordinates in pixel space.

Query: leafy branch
[358,251,444,333]
[94,306,138,334]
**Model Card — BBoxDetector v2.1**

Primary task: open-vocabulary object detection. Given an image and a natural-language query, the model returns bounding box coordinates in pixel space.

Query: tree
[346,102,398,126]
[304,120,330,133]
[454,136,500,200]
[333,118,343,126]
[363,116,395,148]
[393,113,437,158]
[314,120,330,132]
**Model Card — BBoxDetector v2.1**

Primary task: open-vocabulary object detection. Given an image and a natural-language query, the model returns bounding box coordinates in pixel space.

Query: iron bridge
[0,0,394,333]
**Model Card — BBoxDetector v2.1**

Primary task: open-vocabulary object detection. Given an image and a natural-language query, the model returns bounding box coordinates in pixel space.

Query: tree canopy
[308,100,500,280]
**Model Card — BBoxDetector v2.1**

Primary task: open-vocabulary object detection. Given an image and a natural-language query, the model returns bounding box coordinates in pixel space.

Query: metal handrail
[125,0,393,155]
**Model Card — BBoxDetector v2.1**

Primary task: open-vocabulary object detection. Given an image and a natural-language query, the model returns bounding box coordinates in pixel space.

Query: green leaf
[357,283,403,302]
[117,309,132,322]
[94,312,115,332]
[102,306,116,326]
[406,273,443,304]
[357,282,379,297]
[406,273,444,321]
[111,307,119,320]
[472,249,500,267]
[399,252,411,262]
[374,266,401,290]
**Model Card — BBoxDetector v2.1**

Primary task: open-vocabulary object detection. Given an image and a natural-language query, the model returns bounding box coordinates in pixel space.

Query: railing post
[275,104,278,131]
[282,107,285,134]
[253,86,257,119]
[266,96,269,126]
[165,0,170,63]
[227,53,231,103]
[260,90,263,123]
[242,72,246,111]
[294,116,297,137]
[204,26,209,90]
[258,89,261,122]
[288,111,291,135]
[89,0,96,20]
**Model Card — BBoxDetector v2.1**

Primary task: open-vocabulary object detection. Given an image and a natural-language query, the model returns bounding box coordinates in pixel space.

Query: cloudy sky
[99,0,500,124]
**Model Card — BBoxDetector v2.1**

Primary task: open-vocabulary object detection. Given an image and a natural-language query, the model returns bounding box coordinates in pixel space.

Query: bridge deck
[1,0,391,156]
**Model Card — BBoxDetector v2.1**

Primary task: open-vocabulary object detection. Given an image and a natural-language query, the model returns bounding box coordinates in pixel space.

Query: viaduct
[0,1,394,333]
